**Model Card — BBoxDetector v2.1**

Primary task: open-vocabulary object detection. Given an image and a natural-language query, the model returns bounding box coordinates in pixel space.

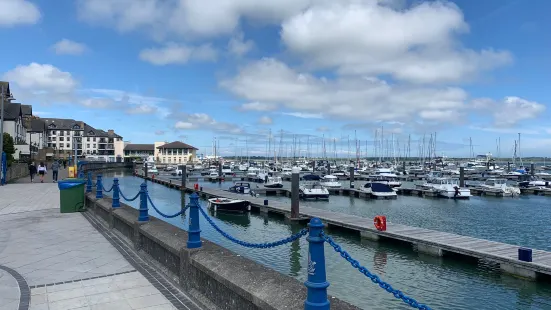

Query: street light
[1,84,15,185]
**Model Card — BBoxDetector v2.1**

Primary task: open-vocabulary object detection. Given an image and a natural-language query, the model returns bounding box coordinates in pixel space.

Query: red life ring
[374,216,387,231]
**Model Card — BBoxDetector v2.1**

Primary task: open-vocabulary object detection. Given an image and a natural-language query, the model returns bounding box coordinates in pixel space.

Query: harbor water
[103,170,551,310]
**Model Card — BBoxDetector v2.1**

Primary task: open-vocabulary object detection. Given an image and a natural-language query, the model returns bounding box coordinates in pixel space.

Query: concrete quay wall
[84,193,359,310]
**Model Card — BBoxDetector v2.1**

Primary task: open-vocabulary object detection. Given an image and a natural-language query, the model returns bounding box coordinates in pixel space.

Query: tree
[2,133,15,166]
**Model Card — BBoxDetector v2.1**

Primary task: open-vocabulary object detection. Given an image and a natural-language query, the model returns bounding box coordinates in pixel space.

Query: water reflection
[210,210,251,227]
[289,224,303,277]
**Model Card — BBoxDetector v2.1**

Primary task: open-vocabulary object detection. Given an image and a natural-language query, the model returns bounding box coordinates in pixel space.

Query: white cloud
[280,1,512,84]
[239,102,278,111]
[139,43,217,65]
[155,130,166,135]
[493,97,546,127]
[221,58,468,124]
[80,98,113,108]
[174,113,243,134]
[77,0,313,38]
[3,63,77,93]
[228,32,254,56]
[258,116,273,124]
[126,104,158,114]
[51,39,88,55]
[282,112,324,119]
[0,0,41,27]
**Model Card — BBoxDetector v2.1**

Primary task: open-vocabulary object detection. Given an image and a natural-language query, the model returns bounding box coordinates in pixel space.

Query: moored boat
[264,176,283,188]
[207,197,251,212]
[360,182,397,199]
[299,181,329,200]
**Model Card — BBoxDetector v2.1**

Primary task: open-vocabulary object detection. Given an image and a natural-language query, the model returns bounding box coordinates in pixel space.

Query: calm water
[103,171,551,310]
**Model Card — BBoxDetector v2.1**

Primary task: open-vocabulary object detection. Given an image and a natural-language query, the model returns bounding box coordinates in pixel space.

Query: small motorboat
[229,182,251,194]
[299,181,329,200]
[208,171,219,181]
[361,182,397,199]
[264,176,283,188]
[207,197,250,212]
[320,175,342,189]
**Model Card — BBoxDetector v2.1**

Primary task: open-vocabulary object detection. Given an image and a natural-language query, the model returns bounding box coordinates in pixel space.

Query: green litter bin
[58,178,87,213]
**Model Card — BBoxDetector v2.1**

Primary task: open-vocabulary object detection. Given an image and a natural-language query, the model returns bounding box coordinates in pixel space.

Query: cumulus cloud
[258,116,273,124]
[51,39,88,55]
[174,113,243,134]
[77,0,313,38]
[139,43,217,65]
[0,0,41,27]
[228,32,254,56]
[221,58,468,124]
[3,63,77,93]
[239,102,278,111]
[155,130,166,135]
[483,97,546,127]
[280,1,512,84]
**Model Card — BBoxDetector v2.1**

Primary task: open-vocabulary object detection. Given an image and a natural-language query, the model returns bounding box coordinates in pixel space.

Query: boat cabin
[484,178,507,186]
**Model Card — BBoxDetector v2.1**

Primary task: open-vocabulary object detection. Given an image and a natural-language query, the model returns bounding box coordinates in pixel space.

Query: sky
[1,0,550,158]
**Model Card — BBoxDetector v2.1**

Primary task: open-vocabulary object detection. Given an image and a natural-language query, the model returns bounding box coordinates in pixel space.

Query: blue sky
[1,0,550,157]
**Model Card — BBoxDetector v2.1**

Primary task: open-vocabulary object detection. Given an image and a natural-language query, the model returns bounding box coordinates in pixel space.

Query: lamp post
[1,85,15,184]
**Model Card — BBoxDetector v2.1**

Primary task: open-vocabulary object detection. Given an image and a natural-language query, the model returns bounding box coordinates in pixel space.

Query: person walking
[37,162,47,183]
[29,162,37,183]
[51,160,60,182]
[63,159,67,169]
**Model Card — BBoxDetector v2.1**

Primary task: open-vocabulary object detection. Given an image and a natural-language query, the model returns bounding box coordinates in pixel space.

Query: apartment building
[155,141,198,164]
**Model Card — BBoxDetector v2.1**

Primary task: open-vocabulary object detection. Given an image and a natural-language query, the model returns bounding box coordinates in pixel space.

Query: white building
[154,141,198,164]
[2,102,29,160]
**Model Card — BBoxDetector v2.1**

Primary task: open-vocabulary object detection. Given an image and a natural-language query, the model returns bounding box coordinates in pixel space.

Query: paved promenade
[0,178,204,310]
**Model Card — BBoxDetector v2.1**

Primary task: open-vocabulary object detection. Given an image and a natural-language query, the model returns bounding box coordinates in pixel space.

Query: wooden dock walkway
[134,172,551,280]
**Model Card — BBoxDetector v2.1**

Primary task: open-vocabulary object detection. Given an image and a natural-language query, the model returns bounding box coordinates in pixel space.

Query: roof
[83,124,123,139]
[157,141,198,150]
[124,144,155,151]
[42,118,84,130]
[29,119,47,133]
[0,81,11,97]
[21,104,32,116]
[2,103,21,121]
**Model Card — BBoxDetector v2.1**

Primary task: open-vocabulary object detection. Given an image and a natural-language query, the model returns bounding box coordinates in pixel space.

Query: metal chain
[119,188,140,202]
[322,232,431,310]
[198,206,308,248]
[102,184,114,193]
[147,194,189,218]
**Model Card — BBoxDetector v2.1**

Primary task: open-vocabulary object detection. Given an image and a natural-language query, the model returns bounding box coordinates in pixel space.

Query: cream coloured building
[154,141,198,164]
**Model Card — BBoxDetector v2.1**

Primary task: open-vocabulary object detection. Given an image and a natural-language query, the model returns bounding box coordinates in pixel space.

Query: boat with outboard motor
[207,197,251,212]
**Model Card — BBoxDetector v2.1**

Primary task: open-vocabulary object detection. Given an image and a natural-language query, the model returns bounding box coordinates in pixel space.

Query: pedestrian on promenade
[51,160,60,182]
[29,162,37,183]
[37,162,47,183]
[63,159,67,169]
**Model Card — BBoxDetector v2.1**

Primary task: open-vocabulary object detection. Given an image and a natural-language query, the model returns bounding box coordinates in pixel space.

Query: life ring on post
[374,216,387,231]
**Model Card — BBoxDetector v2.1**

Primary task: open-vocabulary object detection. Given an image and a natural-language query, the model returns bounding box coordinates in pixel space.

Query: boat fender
[216,199,220,202]
[374,215,387,231]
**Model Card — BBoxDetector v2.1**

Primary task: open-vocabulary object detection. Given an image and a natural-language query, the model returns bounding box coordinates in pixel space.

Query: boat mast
[518,132,523,167]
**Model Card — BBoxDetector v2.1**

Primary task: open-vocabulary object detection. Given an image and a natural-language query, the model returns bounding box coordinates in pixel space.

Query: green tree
[2,133,15,166]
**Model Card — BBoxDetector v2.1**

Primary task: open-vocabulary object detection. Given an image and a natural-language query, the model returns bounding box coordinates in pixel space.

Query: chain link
[322,232,431,310]
[147,194,189,218]
[198,205,308,248]
[102,184,114,193]
[119,188,140,202]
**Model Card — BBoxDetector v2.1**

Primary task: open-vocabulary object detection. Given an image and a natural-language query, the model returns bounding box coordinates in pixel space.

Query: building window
[87,137,90,142]
[66,131,70,135]
[73,124,80,130]
[66,143,69,148]
[87,144,90,148]
[48,124,56,129]
[60,137,64,141]
[93,138,96,142]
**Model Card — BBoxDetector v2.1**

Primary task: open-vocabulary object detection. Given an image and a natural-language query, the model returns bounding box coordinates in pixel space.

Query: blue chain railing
[198,206,308,248]
[119,189,140,202]
[102,184,114,193]
[322,232,431,310]
[147,194,189,218]
[88,173,431,310]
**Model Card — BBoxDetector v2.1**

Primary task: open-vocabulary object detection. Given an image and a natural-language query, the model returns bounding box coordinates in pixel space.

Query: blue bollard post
[112,178,120,208]
[187,193,202,249]
[138,182,149,222]
[96,174,103,199]
[519,247,533,262]
[86,172,92,193]
[304,218,330,310]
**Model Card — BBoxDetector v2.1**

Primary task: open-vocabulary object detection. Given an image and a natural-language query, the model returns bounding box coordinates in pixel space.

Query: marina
[100,170,551,310]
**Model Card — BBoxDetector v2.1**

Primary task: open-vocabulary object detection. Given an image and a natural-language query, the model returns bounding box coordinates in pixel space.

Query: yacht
[369,175,402,188]
[320,175,342,189]
[360,182,397,199]
[255,169,270,183]
[264,176,283,189]
[144,156,158,175]
[281,167,293,176]
[299,181,329,200]
[208,170,219,181]
[228,182,252,194]
[428,178,471,199]
[246,167,260,178]
[517,175,549,188]
[479,178,521,196]
[331,170,349,177]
